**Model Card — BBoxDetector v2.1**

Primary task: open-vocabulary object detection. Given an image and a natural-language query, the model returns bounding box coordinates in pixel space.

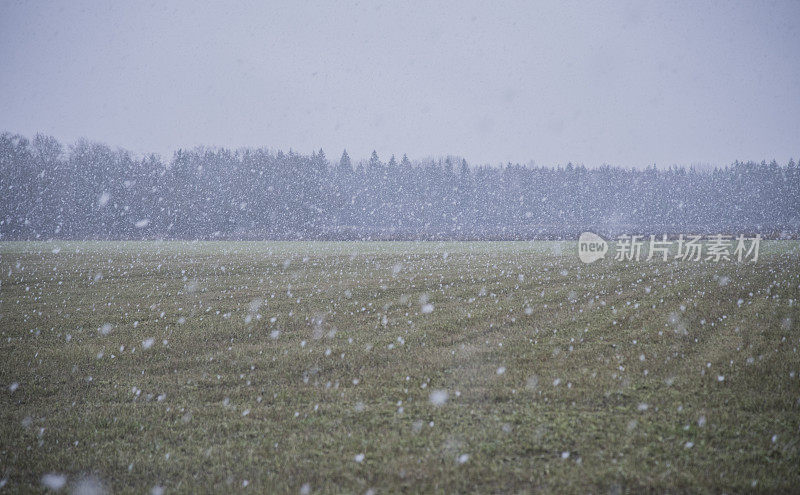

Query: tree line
[1,132,798,240]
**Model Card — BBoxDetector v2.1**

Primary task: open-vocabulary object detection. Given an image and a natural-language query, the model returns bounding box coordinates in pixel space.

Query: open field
[1,241,799,493]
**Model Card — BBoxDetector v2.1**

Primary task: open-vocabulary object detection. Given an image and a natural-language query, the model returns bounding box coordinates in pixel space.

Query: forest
[2,132,798,240]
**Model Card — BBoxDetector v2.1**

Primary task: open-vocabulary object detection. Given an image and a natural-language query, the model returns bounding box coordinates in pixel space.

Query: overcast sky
[1,0,798,167]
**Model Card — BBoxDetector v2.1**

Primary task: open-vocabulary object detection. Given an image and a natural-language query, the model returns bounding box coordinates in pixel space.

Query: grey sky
[1,0,798,168]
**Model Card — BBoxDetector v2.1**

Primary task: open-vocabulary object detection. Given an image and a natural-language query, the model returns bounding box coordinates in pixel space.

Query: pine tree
[338,150,351,174]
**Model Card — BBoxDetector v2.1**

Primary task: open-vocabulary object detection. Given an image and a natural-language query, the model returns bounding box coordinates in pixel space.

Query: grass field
[1,241,799,493]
